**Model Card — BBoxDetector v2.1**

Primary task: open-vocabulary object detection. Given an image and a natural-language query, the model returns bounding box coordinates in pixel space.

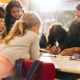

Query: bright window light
[32,0,63,12]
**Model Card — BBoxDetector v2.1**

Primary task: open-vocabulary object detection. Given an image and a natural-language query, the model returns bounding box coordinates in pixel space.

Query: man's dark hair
[76,4,80,10]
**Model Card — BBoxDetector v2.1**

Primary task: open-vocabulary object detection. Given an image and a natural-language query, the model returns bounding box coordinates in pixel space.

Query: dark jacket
[39,34,47,48]
[5,14,16,34]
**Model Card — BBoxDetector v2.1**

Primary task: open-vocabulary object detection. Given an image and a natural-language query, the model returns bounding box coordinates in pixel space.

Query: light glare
[37,0,63,12]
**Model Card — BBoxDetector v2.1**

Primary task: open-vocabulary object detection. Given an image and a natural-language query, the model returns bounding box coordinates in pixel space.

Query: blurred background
[0,0,80,34]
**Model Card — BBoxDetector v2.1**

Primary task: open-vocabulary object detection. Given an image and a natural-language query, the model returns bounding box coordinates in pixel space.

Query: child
[46,23,67,54]
[0,7,5,39]
[5,0,24,34]
[0,11,42,79]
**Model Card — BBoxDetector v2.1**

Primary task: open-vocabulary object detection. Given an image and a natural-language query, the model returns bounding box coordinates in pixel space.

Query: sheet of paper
[40,48,50,53]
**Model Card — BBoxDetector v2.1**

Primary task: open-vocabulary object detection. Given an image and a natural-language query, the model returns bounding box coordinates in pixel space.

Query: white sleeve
[30,35,40,60]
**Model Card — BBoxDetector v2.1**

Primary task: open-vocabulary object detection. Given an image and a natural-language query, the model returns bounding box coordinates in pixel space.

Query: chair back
[22,60,55,80]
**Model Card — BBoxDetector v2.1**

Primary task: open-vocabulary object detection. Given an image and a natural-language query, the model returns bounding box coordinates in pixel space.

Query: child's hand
[50,46,61,54]
[46,44,51,51]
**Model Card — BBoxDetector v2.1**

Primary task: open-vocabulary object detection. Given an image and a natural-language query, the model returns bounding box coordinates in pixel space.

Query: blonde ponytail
[1,20,26,44]
[0,11,41,44]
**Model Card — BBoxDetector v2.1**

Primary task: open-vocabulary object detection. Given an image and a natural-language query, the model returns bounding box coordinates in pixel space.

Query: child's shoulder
[27,30,38,36]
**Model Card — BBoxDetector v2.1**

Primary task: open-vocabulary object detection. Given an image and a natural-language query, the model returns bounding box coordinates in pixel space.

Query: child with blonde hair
[0,11,42,79]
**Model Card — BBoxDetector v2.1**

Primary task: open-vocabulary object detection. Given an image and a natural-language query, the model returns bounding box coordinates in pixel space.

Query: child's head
[2,11,42,44]
[20,11,42,34]
[0,7,5,34]
[6,0,24,19]
[48,23,67,45]
[0,6,5,22]
[0,11,5,27]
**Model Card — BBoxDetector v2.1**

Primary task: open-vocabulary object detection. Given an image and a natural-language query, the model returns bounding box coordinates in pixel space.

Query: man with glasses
[48,4,80,55]
[57,4,80,53]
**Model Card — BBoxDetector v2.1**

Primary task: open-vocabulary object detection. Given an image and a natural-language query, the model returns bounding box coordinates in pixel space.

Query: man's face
[76,10,80,22]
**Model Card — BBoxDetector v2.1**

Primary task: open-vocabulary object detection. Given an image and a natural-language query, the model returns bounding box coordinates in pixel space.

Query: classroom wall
[20,0,29,10]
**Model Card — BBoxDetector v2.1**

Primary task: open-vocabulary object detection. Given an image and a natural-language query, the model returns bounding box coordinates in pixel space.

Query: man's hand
[60,48,75,56]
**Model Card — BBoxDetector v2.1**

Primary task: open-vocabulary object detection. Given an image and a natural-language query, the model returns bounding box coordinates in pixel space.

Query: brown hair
[47,23,67,47]
[0,11,5,18]
[76,4,80,10]
[0,6,5,18]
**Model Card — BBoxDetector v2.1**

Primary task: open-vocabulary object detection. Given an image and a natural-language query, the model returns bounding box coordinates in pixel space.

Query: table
[39,53,80,79]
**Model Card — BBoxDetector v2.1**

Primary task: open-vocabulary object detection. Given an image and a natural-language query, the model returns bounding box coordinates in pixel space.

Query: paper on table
[40,48,50,53]
[42,53,71,58]
[42,53,58,57]
[40,49,71,58]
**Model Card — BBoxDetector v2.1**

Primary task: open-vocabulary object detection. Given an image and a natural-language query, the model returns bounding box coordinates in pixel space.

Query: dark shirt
[39,34,47,48]
[5,14,17,34]
[60,19,80,50]
[7,18,16,33]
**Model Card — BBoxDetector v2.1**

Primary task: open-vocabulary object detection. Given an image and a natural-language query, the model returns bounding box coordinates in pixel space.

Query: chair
[22,60,55,80]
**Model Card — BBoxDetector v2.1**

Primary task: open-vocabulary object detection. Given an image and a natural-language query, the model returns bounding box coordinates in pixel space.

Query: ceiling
[64,0,80,1]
